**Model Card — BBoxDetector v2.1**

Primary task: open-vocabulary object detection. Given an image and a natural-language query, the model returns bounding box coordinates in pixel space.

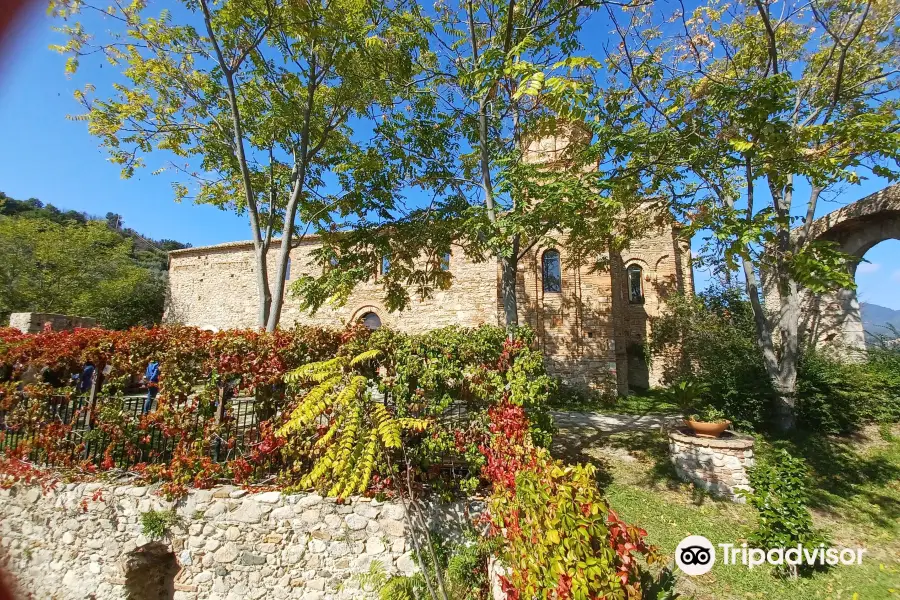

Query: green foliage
[654,287,900,433]
[341,325,555,483]
[278,348,428,498]
[664,379,710,414]
[651,287,774,429]
[288,0,638,323]
[0,215,167,329]
[605,0,900,429]
[741,449,826,576]
[487,450,657,600]
[691,405,728,424]
[796,347,900,434]
[0,192,88,225]
[50,0,428,330]
[639,566,680,600]
[363,531,492,600]
[140,509,179,540]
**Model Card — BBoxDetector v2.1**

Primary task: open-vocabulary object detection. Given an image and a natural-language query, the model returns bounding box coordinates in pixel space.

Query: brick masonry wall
[0,482,477,600]
[514,239,618,394]
[612,223,694,393]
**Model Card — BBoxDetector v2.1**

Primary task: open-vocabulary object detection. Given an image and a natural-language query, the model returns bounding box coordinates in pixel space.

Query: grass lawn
[578,425,900,599]
[550,388,681,415]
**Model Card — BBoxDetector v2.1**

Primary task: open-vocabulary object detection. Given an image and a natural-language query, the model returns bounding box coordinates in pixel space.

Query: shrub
[650,286,773,430]
[278,348,428,498]
[361,532,492,600]
[481,402,658,599]
[140,509,179,540]
[741,449,826,576]
[797,347,900,434]
[652,287,900,433]
[343,325,556,488]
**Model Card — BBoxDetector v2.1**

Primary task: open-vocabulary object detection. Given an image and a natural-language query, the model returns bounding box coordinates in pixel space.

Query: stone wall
[0,482,476,600]
[166,239,498,334]
[668,430,755,503]
[8,312,97,334]
[166,225,692,396]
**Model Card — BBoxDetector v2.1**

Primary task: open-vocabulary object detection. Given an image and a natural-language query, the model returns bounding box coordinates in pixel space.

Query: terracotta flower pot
[685,419,731,439]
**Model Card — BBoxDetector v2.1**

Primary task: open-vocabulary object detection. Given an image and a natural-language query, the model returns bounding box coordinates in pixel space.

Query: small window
[440,251,451,271]
[542,249,561,293]
[627,264,644,303]
[360,312,382,330]
[381,255,391,275]
[328,255,339,269]
[285,257,291,280]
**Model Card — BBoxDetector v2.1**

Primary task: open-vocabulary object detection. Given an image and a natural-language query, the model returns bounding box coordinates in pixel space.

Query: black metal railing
[0,388,478,477]
[0,392,275,472]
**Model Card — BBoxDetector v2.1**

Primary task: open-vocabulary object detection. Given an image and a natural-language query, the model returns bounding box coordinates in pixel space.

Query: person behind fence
[77,361,95,394]
[142,360,160,415]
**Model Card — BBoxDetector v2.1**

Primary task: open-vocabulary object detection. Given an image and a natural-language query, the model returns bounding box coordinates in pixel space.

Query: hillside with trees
[0,191,189,329]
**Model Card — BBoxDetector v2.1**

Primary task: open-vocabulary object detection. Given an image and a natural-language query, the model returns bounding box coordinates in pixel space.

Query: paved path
[550,410,684,463]
[551,411,683,434]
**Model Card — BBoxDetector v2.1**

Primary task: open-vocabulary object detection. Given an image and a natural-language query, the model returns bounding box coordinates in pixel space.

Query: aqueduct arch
[797,184,900,354]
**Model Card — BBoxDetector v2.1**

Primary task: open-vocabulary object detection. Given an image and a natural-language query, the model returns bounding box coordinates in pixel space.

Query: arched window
[381,255,391,275]
[440,251,451,271]
[542,249,561,293]
[627,264,644,304]
[360,312,382,330]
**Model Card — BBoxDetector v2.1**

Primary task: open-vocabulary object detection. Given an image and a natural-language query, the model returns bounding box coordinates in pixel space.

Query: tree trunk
[266,204,299,332]
[499,235,520,334]
[773,375,798,432]
[265,51,317,333]
[769,175,800,432]
[255,245,272,329]
[773,272,801,432]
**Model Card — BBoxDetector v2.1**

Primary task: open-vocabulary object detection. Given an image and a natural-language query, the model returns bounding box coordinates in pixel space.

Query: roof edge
[168,234,322,257]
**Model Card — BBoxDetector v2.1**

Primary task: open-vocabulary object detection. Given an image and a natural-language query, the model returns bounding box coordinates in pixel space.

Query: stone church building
[166,133,694,395]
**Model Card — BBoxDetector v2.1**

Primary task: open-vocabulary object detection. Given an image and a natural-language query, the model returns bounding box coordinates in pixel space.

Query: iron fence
[0,392,275,471]
[0,388,479,477]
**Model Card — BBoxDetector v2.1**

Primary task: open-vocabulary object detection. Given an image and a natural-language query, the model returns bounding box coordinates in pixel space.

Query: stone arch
[797,184,900,354]
[349,305,386,329]
[621,255,652,270]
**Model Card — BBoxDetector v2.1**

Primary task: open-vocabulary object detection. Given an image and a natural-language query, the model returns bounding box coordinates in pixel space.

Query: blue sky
[1,2,898,308]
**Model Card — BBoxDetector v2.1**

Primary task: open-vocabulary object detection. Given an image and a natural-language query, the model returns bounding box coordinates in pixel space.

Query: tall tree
[50,0,425,330]
[605,0,900,429]
[0,217,165,329]
[292,0,639,331]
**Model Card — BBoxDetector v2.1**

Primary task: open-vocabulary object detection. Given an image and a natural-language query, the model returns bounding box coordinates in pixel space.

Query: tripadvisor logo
[675,536,866,576]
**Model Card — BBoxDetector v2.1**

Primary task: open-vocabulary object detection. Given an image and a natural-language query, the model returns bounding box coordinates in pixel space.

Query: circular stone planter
[668,429,755,503]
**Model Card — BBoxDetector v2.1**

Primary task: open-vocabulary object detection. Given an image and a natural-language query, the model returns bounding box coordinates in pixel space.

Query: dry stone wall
[8,312,97,334]
[0,482,477,600]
